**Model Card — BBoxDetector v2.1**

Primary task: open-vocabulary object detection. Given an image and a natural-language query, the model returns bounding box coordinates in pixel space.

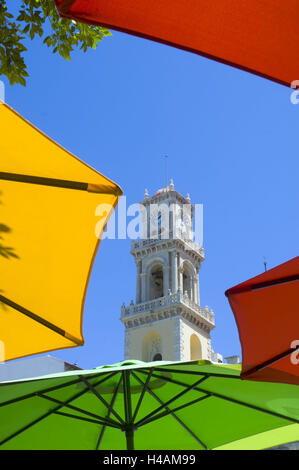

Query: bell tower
[121,180,220,363]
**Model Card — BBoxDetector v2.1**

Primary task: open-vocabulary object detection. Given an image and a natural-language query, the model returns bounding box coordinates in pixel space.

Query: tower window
[183,272,192,297]
[157,212,162,238]
[153,353,162,361]
[150,265,163,299]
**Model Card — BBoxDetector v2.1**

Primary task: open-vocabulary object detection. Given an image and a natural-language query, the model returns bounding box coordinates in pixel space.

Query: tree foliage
[0,0,110,85]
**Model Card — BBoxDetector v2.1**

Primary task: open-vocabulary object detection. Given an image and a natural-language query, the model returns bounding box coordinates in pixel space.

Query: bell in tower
[120,180,221,363]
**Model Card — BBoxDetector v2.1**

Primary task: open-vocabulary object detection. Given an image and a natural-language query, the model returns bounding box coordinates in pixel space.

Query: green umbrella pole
[125,426,135,451]
[123,370,135,450]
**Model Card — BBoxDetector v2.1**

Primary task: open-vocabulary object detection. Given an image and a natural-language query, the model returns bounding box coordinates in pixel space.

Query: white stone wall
[125,317,211,363]
[179,319,211,361]
[124,318,179,362]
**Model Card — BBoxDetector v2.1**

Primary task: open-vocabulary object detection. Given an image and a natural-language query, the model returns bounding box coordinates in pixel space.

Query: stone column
[196,271,200,305]
[141,272,147,302]
[171,251,178,293]
[147,206,151,239]
[179,268,183,293]
[136,260,142,304]
[177,253,183,292]
[163,265,170,297]
[173,317,181,361]
[190,276,195,302]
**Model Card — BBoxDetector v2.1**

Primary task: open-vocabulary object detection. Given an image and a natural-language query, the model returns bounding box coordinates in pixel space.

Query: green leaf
[0,0,111,86]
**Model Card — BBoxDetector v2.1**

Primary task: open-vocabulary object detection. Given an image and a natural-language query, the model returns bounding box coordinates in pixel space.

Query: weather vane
[263,256,268,272]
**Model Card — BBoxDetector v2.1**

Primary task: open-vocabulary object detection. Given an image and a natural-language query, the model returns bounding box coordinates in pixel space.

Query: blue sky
[3,17,299,369]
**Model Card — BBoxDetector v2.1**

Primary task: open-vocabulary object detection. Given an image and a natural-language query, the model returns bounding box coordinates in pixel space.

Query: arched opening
[142,332,162,362]
[182,262,193,298]
[190,334,202,360]
[150,205,169,240]
[153,353,162,361]
[149,264,163,299]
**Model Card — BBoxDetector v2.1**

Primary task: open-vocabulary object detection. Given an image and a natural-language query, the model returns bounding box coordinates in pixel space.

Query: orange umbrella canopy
[0,104,122,362]
[225,257,299,386]
[55,0,299,87]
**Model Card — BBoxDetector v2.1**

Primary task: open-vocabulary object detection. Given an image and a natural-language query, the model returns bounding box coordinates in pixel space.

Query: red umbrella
[225,257,299,385]
[55,0,299,87]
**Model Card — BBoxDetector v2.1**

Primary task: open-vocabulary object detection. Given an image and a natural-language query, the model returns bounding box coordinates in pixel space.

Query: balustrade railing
[121,292,214,324]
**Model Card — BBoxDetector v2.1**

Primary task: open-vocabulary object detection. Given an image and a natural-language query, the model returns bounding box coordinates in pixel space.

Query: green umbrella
[0,360,298,450]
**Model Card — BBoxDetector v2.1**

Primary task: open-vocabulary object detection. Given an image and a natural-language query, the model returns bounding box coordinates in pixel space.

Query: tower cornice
[130,238,204,265]
[141,188,192,206]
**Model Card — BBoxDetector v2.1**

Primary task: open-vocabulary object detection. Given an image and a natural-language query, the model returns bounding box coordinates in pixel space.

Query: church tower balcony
[120,290,215,331]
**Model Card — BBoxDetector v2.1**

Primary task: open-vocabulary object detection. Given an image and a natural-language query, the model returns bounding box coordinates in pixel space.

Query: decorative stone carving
[149,337,161,359]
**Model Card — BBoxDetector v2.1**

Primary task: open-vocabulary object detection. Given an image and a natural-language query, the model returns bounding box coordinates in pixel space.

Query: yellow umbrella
[0,104,122,362]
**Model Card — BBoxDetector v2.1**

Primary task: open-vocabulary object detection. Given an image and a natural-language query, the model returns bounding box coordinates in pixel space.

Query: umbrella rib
[79,376,125,426]
[0,405,64,447]
[141,371,299,425]
[37,392,121,428]
[138,369,208,391]
[96,374,123,450]
[242,344,299,377]
[131,370,153,423]
[53,410,119,428]
[0,371,119,407]
[135,376,208,427]
[148,367,240,380]
[138,395,211,430]
[0,372,121,447]
[0,293,83,346]
[193,386,299,424]
[131,371,209,450]
[0,171,121,195]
